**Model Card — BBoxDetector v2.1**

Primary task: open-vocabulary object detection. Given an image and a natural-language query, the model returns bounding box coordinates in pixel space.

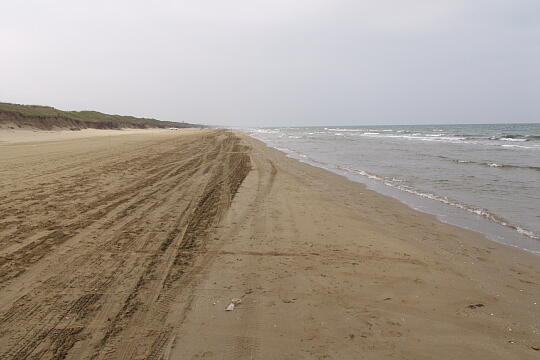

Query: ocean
[249,123,540,255]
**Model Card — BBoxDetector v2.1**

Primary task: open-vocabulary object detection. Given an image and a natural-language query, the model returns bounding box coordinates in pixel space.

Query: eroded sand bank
[0,129,538,359]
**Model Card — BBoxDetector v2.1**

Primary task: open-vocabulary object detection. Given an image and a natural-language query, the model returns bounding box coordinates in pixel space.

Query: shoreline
[248,131,540,256]
[0,129,538,359]
[173,132,540,359]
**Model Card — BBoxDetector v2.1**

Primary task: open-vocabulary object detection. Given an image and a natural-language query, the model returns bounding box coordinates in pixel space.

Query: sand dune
[0,129,538,359]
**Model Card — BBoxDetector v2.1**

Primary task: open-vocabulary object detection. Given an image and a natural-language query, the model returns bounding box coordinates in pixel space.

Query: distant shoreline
[250,122,540,129]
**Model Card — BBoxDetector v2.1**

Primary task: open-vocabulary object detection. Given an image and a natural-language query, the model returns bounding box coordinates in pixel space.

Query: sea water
[249,123,540,255]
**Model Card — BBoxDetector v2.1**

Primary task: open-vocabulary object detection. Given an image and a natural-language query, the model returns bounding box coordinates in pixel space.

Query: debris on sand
[225,298,242,311]
[281,298,296,303]
[467,303,485,309]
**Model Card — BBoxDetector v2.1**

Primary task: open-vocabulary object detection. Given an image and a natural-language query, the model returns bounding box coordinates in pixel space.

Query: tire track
[0,130,251,360]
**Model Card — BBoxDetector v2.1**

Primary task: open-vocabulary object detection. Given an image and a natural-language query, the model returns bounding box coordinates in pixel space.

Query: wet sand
[0,129,538,359]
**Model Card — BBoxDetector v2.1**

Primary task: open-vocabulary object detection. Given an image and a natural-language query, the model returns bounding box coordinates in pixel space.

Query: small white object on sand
[225,298,242,311]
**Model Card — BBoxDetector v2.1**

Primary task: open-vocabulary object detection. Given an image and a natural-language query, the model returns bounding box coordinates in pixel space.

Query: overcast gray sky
[1,1,539,127]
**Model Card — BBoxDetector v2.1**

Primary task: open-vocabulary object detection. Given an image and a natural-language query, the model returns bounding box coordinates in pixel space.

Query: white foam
[502,144,540,149]
[327,128,363,132]
[334,164,540,242]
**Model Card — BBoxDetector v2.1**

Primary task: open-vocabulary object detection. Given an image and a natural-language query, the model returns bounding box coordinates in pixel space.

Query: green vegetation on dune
[0,102,202,130]
[0,103,67,117]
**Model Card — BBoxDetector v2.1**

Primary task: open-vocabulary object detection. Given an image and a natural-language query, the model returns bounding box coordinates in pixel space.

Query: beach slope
[0,129,538,359]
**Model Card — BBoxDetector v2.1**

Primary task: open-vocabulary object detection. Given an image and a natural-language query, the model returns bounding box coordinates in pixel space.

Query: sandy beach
[0,127,181,144]
[0,128,538,359]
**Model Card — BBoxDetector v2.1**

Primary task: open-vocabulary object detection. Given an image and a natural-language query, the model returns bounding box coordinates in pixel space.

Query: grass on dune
[0,102,201,129]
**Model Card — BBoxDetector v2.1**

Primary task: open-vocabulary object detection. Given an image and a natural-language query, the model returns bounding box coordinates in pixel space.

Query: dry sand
[0,127,187,144]
[0,129,538,359]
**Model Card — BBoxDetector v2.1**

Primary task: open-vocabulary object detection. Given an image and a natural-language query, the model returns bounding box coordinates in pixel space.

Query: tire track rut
[0,130,251,360]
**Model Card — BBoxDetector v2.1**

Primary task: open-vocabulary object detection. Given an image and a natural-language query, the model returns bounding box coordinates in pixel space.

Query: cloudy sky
[1,1,539,126]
